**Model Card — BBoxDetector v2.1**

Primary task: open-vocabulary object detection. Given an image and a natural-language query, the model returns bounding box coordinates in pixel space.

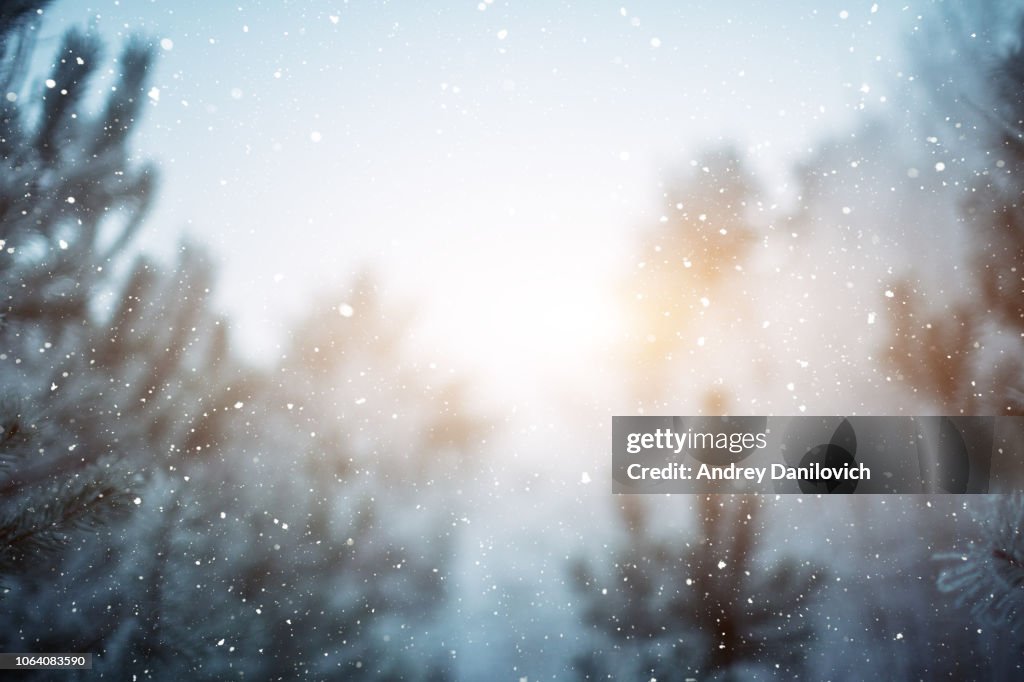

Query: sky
[38,0,917,397]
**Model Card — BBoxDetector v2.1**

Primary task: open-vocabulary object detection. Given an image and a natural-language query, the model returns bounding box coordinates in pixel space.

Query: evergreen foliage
[0,7,481,679]
[888,5,1024,415]
[938,494,1024,635]
[572,496,824,680]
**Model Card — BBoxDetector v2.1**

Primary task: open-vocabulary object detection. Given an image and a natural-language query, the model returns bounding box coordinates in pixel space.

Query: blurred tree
[619,147,765,410]
[572,496,824,681]
[888,6,1024,416]
[156,279,484,680]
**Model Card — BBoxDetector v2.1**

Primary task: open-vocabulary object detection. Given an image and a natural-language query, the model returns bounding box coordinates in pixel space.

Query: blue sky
[38,0,914,393]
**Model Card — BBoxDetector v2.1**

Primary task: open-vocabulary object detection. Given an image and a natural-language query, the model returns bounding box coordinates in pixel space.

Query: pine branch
[34,29,102,166]
[0,474,137,579]
[937,493,1024,636]
[0,400,31,476]
[0,2,54,94]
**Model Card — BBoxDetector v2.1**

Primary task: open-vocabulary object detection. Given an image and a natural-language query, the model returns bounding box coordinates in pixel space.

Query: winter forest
[2,0,1024,679]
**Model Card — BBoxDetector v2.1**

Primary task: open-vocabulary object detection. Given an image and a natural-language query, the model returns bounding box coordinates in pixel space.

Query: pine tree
[1,5,480,679]
[887,4,1024,416]
[572,496,824,680]
[0,1,152,585]
[620,147,766,411]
